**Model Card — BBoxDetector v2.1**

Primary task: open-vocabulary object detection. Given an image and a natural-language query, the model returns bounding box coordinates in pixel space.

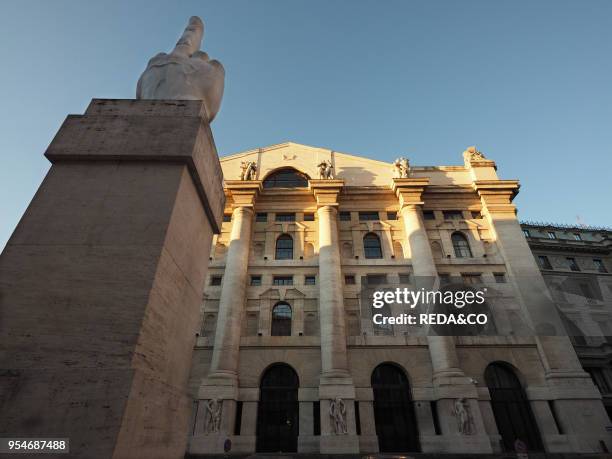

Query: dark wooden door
[256,364,299,452]
[372,363,420,452]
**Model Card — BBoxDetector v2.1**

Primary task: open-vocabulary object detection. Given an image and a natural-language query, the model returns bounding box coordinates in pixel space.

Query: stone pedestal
[0,99,224,459]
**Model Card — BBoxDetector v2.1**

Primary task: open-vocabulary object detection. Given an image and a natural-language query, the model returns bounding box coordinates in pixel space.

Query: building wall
[187,143,612,455]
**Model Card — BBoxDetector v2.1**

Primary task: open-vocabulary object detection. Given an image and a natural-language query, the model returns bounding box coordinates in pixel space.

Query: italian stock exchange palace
[187,142,612,456]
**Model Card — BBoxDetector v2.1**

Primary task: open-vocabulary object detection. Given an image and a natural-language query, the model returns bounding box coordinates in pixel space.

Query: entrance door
[372,363,420,452]
[485,362,543,452]
[256,363,299,452]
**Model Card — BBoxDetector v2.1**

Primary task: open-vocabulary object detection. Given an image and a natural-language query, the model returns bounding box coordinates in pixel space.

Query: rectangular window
[594,259,608,273]
[344,275,356,285]
[523,229,530,237]
[423,210,435,220]
[573,233,582,241]
[366,274,387,285]
[234,401,243,435]
[547,231,557,239]
[210,275,222,286]
[399,274,410,284]
[275,213,296,222]
[439,273,451,285]
[494,273,507,283]
[443,210,463,220]
[579,282,595,300]
[273,276,293,286]
[305,275,316,285]
[538,255,552,270]
[567,257,580,271]
[303,213,315,221]
[256,212,268,222]
[354,401,361,436]
[250,275,262,286]
[222,214,232,222]
[313,401,321,436]
[431,401,442,435]
[461,273,482,285]
[471,211,482,219]
[359,211,379,221]
[339,211,351,221]
[387,211,397,220]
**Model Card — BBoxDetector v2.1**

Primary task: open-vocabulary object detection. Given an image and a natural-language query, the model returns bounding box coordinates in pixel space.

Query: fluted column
[393,178,464,382]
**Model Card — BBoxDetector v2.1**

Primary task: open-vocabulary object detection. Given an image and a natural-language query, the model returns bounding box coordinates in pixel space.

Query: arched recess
[263,168,309,188]
[431,241,444,260]
[341,242,353,258]
[371,363,420,452]
[256,363,299,452]
[393,241,404,259]
[485,362,543,452]
[303,242,315,259]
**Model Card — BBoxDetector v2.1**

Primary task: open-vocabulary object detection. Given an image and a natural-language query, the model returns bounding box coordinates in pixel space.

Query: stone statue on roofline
[239,161,257,180]
[392,157,409,178]
[463,146,486,162]
[317,160,335,179]
[136,16,225,123]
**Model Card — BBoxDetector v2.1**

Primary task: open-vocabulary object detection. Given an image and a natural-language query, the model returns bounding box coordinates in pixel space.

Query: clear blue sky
[1,0,611,249]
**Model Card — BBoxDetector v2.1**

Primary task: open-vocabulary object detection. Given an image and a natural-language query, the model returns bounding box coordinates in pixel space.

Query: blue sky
[1,0,611,249]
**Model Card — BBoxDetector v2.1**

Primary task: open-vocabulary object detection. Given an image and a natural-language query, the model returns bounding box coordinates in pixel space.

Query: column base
[420,434,493,453]
[188,434,255,454]
[319,434,360,454]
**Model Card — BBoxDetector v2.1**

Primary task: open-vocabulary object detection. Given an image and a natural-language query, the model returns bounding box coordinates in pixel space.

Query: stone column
[0,99,224,459]
[192,181,261,454]
[310,179,359,453]
[392,177,491,453]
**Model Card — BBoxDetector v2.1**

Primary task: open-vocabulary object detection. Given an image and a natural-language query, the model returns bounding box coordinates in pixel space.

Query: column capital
[472,180,519,215]
[224,180,263,208]
[391,177,430,208]
[309,179,344,207]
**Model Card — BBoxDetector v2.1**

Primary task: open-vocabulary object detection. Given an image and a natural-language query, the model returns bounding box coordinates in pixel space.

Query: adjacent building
[522,222,612,422]
[186,142,612,455]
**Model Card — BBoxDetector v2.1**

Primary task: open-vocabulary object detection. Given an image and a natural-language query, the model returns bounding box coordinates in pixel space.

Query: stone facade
[187,142,612,455]
[522,222,612,423]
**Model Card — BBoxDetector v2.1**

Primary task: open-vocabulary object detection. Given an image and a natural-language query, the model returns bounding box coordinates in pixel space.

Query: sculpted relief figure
[239,161,257,180]
[452,398,474,435]
[329,397,348,435]
[317,160,335,180]
[204,398,222,433]
[136,16,225,122]
[393,157,409,178]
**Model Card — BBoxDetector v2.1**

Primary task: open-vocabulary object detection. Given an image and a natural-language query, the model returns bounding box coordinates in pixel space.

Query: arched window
[371,363,420,452]
[485,362,543,452]
[275,234,293,260]
[363,233,383,259]
[451,232,472,258]
[263,168,309,188]
[271,302,292,336]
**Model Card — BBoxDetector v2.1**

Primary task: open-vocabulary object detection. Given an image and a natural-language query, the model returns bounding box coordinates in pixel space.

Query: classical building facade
[187,142,612,455]
[522,222,612,422]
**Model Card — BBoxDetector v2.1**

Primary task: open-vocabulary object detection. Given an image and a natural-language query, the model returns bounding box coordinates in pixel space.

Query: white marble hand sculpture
[136,16,225,122]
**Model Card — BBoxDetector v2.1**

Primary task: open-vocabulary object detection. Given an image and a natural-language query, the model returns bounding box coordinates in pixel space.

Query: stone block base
[420,434,492,454]
[319,434,359,453]
[189,434,256,454]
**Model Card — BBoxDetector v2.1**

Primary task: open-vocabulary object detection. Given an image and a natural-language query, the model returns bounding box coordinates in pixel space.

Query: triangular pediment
[220,142,394,187]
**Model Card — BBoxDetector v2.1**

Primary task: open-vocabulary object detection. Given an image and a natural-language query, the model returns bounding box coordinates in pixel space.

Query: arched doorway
[485,362,543,452]
[371,363,420,452]
[256,363,299,452]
